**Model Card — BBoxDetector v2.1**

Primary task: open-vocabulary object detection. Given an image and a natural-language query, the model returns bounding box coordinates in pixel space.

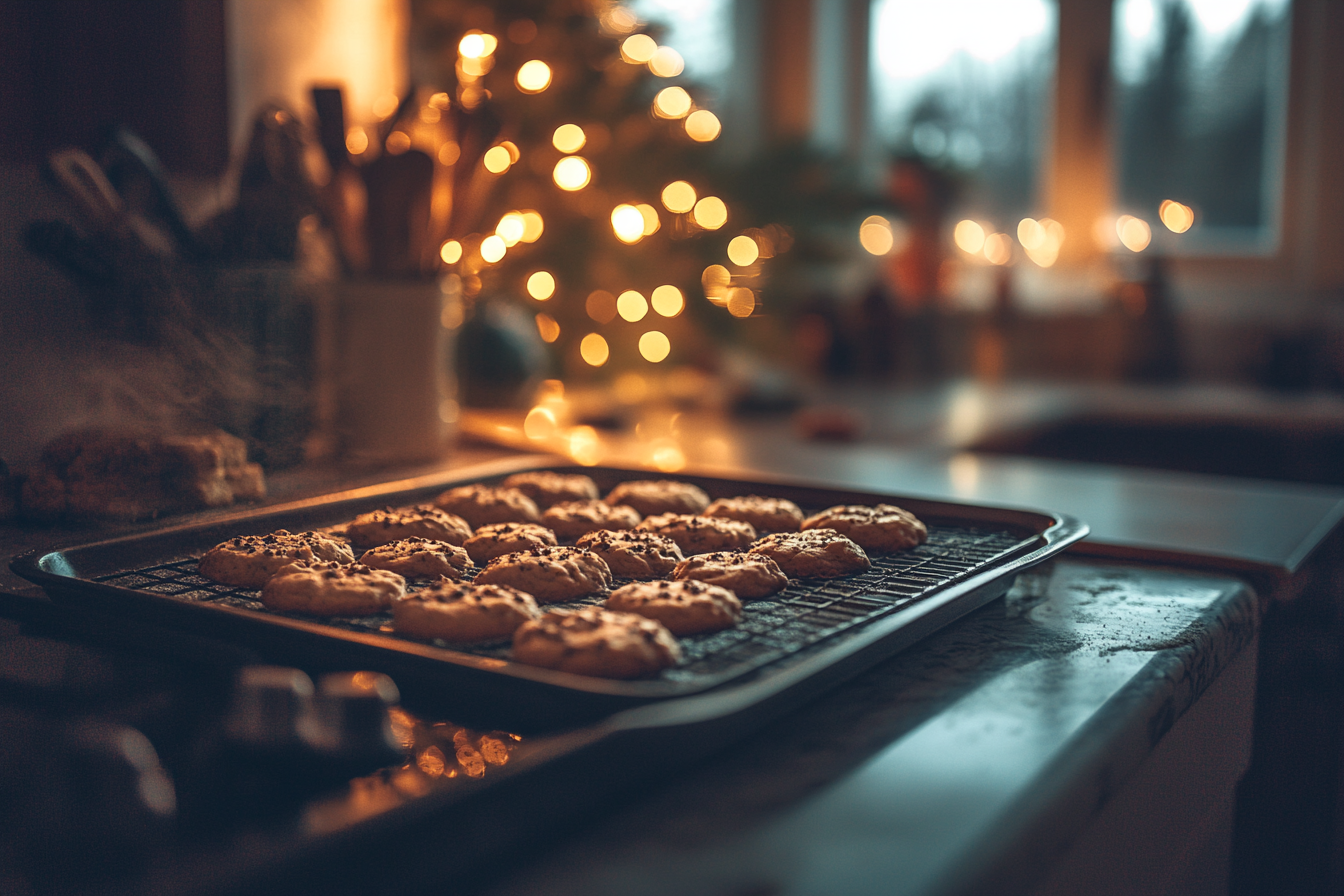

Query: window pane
[869,0,1057,221]
[1112,0,1291,251]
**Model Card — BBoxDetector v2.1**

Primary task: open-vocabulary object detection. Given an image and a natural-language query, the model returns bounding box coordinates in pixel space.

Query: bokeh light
[661,181,697,213]
[1159,200,1194,233]
[480,234,507,263]
[527,271,556,300]
[520,210,545,242]
[516,60,552,93]
[621,34,658,63]
[553,156,592,190]
[639,330,672,362]
[692,196,728,230]
[983,233,1013,265]
[649,46,685,77]
[580,333,610,366]
[345,127,369,155]
[439,240,463,264]
[496,212,526,246]
[484,146,512,174]
[1117,215,1152,252]
[552,124,586,153]
[438,142,461,164]
[611,204,646,243]
[726,287,756,317]
[702,264,730,304]
[651,285,685,317]
[586,290,617,323]
[653,86,693,119]
[684,110,722,142]
[954,219,986,254]
[534,313,560,343]
[459,32,498,58]
[617,289,649,322]
[636,203,661,235]
[386,131,411,155]
[727,235,760,267]
[859,215,895,255]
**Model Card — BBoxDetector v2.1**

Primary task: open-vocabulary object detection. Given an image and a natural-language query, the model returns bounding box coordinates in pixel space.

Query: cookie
[605,580,742,635]
[512,607,682,678]
[198,530,355,589]
[604,480,710,517]
[672,551,789,599]
[433,483,541,527]
[358,537,473,580]
[576,530,685,579]
[393,582,540,642]
[704,495,804,533]
[344,505,472,547]
[541,500,641,540]
[259,561,406,616]
[473,546,613,602]
[749,528,871,578]
[800,504,927,552]
[502,471,600,509]
[636,513,757,555]
[464,522,558,565]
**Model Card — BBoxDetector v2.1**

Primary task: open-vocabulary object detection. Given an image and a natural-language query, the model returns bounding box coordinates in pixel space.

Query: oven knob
[222,665,319,752]
[311,671,405,771]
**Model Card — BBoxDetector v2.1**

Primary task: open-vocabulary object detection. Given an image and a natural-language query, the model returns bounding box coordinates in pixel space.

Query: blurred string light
[373,93,400,118]
[440,240,463,264]
[496,212,526,245]
[661,180,696,213]
[484,145,512,174]
[600,5,639,35]
[859,215,895,255]
[954,219,986,254]
[1017,216,1064,267]
[535,313,560,343]
[553,124,586,152]
[611,204,646,243]
[636,204,661,235]
[586,290,617,323]
[982,232,1013,265]
[438,142,461,164]
[345,127,369,154]
[621,33,658,63]
[1159,199,1194,233]
[459,32,498,59]
[580,333,610,366]
[651,285,684,316]
[568,425,603,465]
[480,234,506,263]
[653,87,693,119]
[553,156,592,190]
[519,210,545,241]
[726,287,756,317]
[617,289,649,321]
[527,271,556,300]
[516,60,552,93]
[1116,214,1152,251]
[684,110,721,141]
[386,131,411,154]
[639,330,671,362]
[648,46,685,77]
[702,264,730,305]
[692,196,727,229]
[727,234,760,266]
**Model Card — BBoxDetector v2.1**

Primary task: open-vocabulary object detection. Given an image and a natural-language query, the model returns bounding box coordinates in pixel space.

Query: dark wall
[0,0,228,174]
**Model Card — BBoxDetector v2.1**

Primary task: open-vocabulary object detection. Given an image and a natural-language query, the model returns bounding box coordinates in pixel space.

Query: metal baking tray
[12,459,1087,729]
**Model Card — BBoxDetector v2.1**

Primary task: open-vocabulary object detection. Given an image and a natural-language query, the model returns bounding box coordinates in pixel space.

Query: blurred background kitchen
[0,0,1341,493]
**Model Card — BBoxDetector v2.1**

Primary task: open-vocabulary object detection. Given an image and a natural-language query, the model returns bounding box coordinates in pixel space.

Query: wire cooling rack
[92,524,1027,684]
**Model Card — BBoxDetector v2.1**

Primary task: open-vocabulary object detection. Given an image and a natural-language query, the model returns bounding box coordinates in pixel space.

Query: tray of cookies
[12,460,1087,727]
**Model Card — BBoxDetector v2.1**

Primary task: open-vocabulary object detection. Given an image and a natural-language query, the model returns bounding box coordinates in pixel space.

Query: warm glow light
[1159,200,1194,234]
[617,290,649,322]
[439,240,463,264]
[534,313,560,343]
[527,271,556,300]
[636,203,660,235]
[859,215,895,255]
[684,110,722,142]
[1023,218,1064,267]
[601,6,639,35]
[661,181,697,214]
[613,373,649,404]
[639,330,671,362]
[480,234,507,263]
[553,156,592,190]
[552,124,586,153]
[651,285,684,317]
[520,210,544,242]
[983,233,1013,265]
[727,234,760,267]
[1117,215,1152,252]
[586,290,617,323]
[419,105,441,124]
[580,333,610,366]
[372,94,399,119]
[702,264,730,304]
[611,204,646,244]
[649,46,685,77]
[524,405,557,439]
[484,146,512,174]
[568,425,603,465]
[726,287,756,317]
[621,34,658,63]
[651,440,686,472]
[1017,217,1045,250]
[459,33,497,59]
[516,60,552,93]
[386,131,411,155]
[345,127,369,155]
[653,87,693,119]
[693,196,728,230]
[954,220,986,254]
[438,142,461,165]
[496,212,526,246]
